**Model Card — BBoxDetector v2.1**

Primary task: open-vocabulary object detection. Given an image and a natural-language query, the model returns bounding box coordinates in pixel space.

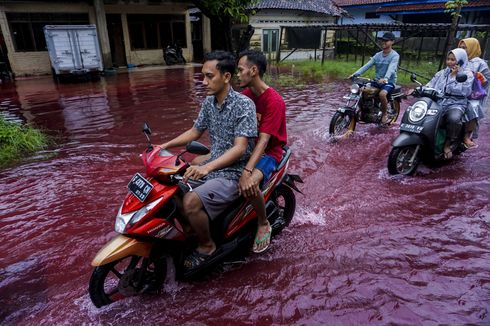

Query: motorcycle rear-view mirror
[186,141,210,155]
[143,122,152,136]
[456,72,468,83]
[410,73,417,82]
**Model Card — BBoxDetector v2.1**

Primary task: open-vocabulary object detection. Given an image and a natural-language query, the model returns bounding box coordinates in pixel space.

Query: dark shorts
[371,81,395,94]
[255,155,278,189]
[188,178,239,220]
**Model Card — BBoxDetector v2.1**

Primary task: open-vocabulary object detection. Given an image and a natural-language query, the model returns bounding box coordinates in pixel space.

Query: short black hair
[203,50,236,75]
[238,49,267,78]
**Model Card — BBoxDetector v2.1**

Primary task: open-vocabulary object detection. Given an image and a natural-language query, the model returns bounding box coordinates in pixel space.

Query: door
[262,29,279,55]
[106,14,127,67]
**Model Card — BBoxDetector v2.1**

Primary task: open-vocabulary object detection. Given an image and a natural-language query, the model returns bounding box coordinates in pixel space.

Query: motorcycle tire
[89,255,166,308]
[269,185,296,235]
[329,111,356,139]
[387,146,420,176]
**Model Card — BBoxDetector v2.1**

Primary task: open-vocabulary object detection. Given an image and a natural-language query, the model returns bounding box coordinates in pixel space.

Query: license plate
[127,173,153,202]
[400,123,423,133]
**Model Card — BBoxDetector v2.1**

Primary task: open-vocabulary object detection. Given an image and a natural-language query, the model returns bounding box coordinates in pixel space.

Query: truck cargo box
[43,25,103,81]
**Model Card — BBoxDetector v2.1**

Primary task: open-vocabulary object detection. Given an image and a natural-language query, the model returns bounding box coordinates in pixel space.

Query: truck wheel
[388,146,420,175]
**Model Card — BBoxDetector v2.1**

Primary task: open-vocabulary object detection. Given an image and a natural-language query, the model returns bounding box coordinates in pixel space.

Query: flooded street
[1,67,490,324]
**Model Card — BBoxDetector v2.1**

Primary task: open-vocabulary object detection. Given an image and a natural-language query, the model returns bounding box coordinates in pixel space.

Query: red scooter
[89,123,302,307]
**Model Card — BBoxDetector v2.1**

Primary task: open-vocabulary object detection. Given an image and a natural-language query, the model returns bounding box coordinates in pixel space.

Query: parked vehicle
[44,25,103,82]
[387,73,468,175]
[89,123,303,307]
[164,44,186,65]
[329,77,404,138]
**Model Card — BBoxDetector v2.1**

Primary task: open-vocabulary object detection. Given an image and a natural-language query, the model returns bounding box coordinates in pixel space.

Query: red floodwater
[1,67,489,325]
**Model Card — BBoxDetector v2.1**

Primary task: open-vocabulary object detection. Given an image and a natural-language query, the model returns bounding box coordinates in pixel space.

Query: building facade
[0,0,212,77]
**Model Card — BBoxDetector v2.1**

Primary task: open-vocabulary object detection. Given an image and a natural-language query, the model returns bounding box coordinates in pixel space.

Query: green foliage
[444,0,468,17]
[0,117,49,168]
[268,59,440,87]
[194,0,258,23]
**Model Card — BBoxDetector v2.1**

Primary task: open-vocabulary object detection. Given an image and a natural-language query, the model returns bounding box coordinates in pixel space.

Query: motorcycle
[164,44,186,65]
[387,73,468,175]
[88,123,303,307]
[329,77,404,138]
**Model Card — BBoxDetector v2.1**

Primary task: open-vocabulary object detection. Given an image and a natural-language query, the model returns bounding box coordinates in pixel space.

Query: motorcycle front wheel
[268,185,296,235]
[329,111,356,139]
[387,146,420,175]
[89,255,166,308]
[386,100,401,124]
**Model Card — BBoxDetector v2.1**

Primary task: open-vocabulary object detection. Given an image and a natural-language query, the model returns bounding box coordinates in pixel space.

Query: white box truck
[43,25,103,81]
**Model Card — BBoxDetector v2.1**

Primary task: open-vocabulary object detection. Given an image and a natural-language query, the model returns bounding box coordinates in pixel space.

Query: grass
[0,116,49,168]
[267,58,441,87]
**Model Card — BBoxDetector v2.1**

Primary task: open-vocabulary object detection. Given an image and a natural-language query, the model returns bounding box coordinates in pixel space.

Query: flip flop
[183,250,213,270]
[252,224,272,254]
[463,142,478,150]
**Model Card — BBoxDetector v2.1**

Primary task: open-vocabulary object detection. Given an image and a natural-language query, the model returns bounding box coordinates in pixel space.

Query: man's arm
[161,127,202,149]
[183,136,249,182]
[350,56,375,78]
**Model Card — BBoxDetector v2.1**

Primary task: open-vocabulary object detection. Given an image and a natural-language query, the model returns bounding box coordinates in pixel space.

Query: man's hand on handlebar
[183,165,210,183]
[378,78,387,84]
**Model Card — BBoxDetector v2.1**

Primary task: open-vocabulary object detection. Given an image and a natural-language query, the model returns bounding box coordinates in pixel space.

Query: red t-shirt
[242,87,287,163]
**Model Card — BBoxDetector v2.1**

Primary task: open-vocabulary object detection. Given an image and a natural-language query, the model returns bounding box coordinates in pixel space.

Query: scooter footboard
[91,235,153,266]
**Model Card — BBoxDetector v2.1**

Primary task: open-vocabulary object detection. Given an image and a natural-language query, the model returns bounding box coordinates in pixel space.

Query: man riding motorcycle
[348,32,400,125]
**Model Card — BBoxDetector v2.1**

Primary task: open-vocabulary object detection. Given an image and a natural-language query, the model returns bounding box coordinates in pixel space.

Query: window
[127,14,186,50]
[7,13,89,51]
[365,12,380,19]
[263,29,279,53]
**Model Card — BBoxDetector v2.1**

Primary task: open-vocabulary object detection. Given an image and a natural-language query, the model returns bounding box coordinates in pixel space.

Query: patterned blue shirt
[194,88,257,180]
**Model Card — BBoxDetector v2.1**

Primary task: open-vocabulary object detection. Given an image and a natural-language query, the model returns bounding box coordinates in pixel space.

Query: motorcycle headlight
[350,83,360,94]
[408,101,428,123]
[129,197,164,226]
[115,205,134,233]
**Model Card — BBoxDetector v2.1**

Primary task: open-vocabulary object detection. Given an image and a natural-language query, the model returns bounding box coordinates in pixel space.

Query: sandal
[183,250,214,270]
[252,223,272,254]
[443,149,453,160]
[463,142,478,150]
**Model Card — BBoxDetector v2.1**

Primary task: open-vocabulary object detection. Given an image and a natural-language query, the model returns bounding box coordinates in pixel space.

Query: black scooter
[387,73,468,175]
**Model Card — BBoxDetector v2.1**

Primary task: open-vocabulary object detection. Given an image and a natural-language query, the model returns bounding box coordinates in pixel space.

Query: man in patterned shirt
[160,50,257,269]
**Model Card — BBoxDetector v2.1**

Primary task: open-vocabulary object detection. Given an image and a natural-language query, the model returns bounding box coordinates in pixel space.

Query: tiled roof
[332,0,398,7]
[251,0,347,16]
[376,0,490,13]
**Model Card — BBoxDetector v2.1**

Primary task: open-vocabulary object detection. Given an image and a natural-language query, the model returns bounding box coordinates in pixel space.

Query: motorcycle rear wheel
[387,146,420,175]
[329,111,356,139]
[269,185,296,235]
[89,255,166,308]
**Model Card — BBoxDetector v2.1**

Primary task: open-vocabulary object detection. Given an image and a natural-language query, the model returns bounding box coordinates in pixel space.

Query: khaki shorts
[188,178,239,220]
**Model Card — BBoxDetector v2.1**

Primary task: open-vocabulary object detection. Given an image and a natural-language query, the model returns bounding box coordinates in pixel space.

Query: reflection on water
[0,67,489,324]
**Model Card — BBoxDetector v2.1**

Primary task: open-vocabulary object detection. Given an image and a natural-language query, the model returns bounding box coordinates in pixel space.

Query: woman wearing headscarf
[459,37,490,148]
[426,48,474,158]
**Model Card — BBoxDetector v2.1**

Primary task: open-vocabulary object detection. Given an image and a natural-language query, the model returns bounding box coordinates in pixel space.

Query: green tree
[444,0,468,53]
[191,0,258,52]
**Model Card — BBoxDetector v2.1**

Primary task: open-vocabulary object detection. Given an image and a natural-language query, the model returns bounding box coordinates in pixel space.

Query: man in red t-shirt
[237,50,287,253]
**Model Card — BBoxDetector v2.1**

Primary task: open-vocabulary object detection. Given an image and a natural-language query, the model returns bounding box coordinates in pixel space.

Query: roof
[251,0,347,16]
[332,0,398,7]
[376,0,490,13]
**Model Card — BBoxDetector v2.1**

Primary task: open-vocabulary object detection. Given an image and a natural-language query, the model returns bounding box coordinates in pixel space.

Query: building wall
[249,9,336,60]
[0,3,94,76]
[0,1,205,77]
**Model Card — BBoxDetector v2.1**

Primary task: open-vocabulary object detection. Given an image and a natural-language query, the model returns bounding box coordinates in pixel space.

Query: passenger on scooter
[160,50,257,269]
[458,38,490,148]
[426,48,474,159]
[348,32,399,125]
[237,49,287,253]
